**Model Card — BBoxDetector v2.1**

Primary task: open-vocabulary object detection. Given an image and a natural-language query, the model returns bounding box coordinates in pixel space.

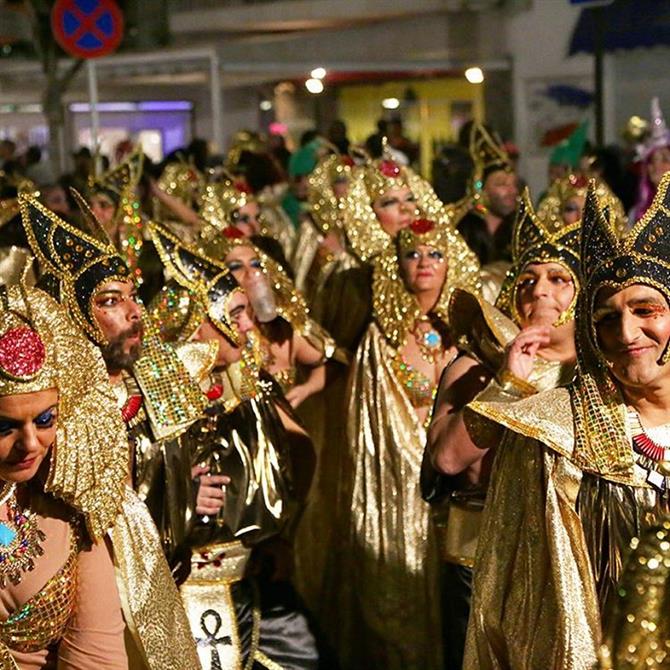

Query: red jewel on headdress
[568,174,588,188]
[410,218,436,234]
[378,159,401,178]
[0,327,46,379]
[341,156,355,167]
[206,384,223,401]
[223,227,245,239]
[234,180,253,195]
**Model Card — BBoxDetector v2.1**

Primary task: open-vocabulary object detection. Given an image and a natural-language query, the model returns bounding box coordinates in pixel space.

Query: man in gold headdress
[456,123,519,268]
[424,187,579,669]
[19,194,214,568]
[462,173,670,668]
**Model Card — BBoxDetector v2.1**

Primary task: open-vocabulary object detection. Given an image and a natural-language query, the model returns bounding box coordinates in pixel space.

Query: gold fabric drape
[112,488,201,670]
[332,323,441,670]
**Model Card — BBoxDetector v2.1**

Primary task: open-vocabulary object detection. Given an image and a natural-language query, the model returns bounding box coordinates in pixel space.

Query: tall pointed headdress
[640,97,670,161]
[148,221,241,345]
[569,174,670,483]
[19,194,131,344]
[495,187,581,325]
[468,122,513,193]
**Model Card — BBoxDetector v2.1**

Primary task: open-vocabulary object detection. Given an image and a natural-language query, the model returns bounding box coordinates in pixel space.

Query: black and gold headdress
[495,187,581,326]
[19,194,131,345]
[469,122,513,194]
[569,174,670,482]
[148,221,241,345]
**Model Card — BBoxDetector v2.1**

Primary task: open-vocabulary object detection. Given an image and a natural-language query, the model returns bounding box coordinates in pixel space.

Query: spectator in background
[387,116,419,164]
[365,119,388,158]
[60,146,93,205]
[0,139,18,174]
[268,133,291,173]
[21,145,56,186]
[431,143,473,204]
[40,183,72,220]
[327,119,350,155]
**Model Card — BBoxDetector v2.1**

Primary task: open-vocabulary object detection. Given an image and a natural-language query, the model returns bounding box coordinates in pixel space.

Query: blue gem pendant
[422,330,441,350]
[0,486,45,587]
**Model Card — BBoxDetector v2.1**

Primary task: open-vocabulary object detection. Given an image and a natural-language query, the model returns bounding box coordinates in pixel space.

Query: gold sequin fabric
[372,214,480,349]
[538,173,628,237]
[0,523,79,654]
[600,519,670,669]
[307,154,350,235]
[0,286,128,541]
[341,163,446,262]
[152,160,205,220]
[495,186,581,325]
[112,487,201,670]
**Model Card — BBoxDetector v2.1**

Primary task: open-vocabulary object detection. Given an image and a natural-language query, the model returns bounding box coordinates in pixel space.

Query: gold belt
[432,497,484,568]
[189,541,251,584]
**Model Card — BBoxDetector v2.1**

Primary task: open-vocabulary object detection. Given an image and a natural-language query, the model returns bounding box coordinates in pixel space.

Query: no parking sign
[51,0,124,60]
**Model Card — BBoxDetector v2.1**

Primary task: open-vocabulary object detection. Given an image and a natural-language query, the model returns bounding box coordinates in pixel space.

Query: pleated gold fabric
[111,488,202,670]
[333,323,441,670]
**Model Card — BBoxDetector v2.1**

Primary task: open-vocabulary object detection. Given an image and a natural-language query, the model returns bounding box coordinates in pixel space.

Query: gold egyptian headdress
[88,148,145,279]
[148,221,241,345]
[468,122,513,197]
[495,187,581,326]
[198,178,255,238]
[152,158,205,220]
[0,283,128,540]
[537,173,628,238]
[341,143,446,262]
[200,227,310,332]
[568,175,670,482]
[19,194,131,345]
[372,216,480,349]
[308,153,354,235]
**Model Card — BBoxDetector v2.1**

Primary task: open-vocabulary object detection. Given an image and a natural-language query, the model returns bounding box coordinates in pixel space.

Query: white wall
[505,1,596,197]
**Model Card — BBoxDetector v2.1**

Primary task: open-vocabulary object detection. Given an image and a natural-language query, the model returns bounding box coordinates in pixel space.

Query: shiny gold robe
[332,323,441,670]
[463,386,666,670]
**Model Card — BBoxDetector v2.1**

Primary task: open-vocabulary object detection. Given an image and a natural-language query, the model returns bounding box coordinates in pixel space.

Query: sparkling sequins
[0,327,46,380]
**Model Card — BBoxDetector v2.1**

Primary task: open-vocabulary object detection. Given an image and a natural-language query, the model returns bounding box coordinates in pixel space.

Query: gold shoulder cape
[463,387,602,670]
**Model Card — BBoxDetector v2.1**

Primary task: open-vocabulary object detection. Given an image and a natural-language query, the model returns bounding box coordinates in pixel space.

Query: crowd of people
[0,98,669,670]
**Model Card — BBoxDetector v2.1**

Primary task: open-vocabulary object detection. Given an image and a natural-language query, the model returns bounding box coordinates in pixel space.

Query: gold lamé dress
[463,385,669,670]
[332,322,442,670]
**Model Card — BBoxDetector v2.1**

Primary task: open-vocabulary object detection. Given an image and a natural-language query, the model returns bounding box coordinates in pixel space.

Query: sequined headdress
[199,178,254,235]
[469,122,513,194]
[308,153,354,235]
[495,187,581,326]
[373,216,480,348]
[19,194,131,345]
[537,173,627,238]
[148,221,241,344]
[152,159,205,220]
[200,228,310,332]
[342,146,447,262]
[568,175,670,482]
[0,283,128,540]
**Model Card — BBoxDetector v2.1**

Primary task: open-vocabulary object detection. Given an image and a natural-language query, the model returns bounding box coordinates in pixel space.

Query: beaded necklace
[627,408,670,491]
[0,484,46,587]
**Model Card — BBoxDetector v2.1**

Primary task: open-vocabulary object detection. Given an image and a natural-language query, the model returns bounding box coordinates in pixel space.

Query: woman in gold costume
[0,283,198,669]
[538,171,628,236]
[463,174,670,669]
[330,215,479,670]
[425,186,580,669]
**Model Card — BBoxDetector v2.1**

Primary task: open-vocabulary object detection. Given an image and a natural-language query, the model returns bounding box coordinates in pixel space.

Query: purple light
[137,101,193,112]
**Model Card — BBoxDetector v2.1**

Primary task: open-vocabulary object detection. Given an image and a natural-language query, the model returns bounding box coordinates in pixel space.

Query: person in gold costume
[463,173,670,668]
[144,227,321,669]
[19,194,215,570]
[424,186,580,669]
[0,282,199,669]
[538,171,628,237]
[329,215,479,670]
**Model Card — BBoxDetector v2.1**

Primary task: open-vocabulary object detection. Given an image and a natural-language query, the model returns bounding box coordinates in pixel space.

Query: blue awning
[569,0,670,55]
